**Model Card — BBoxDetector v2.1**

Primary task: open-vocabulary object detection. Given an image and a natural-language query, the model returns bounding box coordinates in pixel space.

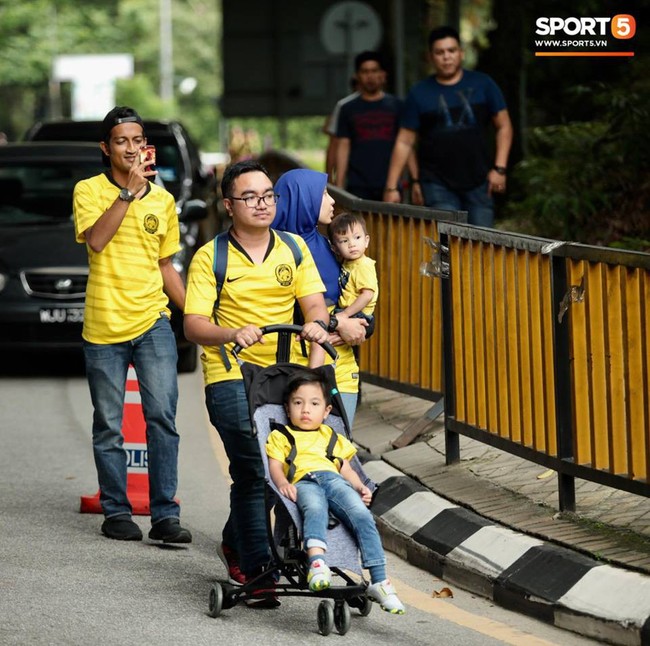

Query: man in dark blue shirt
[384,27,512,227]
[335,51,416,202]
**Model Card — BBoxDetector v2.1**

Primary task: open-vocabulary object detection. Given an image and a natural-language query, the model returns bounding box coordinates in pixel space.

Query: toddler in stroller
[267,368,405,616]
[208,326,404,634]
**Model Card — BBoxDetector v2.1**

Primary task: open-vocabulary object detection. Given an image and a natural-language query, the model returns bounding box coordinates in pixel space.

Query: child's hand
[278,482,297,502]
[357,485,372,506]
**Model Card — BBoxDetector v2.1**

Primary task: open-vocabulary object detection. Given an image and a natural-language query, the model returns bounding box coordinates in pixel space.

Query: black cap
[100,106,145,143]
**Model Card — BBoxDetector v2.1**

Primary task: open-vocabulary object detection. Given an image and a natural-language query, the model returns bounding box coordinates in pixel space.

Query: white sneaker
[307,559,331,592]
[366,579,405,614]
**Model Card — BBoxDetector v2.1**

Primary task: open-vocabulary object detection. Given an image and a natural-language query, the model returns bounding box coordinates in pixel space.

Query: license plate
[39,307,84,323]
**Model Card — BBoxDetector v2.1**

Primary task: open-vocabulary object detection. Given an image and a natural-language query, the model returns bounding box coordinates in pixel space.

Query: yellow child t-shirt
[338,255,378,316]
[266,423,357,484]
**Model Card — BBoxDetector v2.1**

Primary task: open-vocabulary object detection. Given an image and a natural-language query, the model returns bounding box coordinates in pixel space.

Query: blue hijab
[272,169,340,305]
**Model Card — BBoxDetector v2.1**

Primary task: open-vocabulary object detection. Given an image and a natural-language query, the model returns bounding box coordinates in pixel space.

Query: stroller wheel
[208,582,223,618]
[348,594,372,617]
[317,599,334,636]
[334,600,351,635]
[358,595,372,617]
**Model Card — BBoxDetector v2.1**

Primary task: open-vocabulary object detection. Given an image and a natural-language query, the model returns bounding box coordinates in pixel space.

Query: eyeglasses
[227,193,279,208]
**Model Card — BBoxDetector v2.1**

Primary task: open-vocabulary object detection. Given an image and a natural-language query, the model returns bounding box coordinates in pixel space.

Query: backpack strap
[212,232,232,371]
[275,230,303,268]
[212,231,229,308]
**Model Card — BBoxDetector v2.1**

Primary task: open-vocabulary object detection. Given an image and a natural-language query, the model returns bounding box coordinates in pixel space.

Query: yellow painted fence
[330,186,650,509]
[438,222,650,508]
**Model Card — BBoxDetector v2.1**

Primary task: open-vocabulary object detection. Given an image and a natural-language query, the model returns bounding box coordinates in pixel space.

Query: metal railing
[329,189,650,510]
[438,222,650,510]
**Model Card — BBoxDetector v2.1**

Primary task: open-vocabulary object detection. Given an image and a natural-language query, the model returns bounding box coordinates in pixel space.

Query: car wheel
[177,344,198,373]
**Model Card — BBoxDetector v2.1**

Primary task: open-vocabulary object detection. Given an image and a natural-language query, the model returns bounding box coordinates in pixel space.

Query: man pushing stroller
[184,160,330,607]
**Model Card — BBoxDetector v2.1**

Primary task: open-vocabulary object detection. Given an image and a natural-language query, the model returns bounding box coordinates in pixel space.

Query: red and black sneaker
[244,572,281,609]
[217,543,247,586]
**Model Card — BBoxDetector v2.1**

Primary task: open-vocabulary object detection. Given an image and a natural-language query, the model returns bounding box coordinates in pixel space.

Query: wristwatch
[118,187,135,202]
[493,165,507,176]
[328,313,339,333]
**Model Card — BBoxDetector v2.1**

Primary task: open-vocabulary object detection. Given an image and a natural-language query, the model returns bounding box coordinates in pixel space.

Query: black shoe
[101,515,143,541]
[148,518,192,544]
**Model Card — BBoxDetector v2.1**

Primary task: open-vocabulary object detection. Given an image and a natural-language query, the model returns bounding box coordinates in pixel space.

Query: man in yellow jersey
[184,160,330,607]
[73,106,191,544]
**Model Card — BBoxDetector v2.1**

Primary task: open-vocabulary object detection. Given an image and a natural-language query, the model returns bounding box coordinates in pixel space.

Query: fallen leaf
[432,587,453,598]
[537,469,555,480]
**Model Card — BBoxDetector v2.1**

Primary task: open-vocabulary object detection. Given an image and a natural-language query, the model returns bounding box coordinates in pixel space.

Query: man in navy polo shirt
[383,26,512,227]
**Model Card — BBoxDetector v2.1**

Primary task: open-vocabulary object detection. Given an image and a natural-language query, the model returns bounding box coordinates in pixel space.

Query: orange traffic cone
[80,365,151,515]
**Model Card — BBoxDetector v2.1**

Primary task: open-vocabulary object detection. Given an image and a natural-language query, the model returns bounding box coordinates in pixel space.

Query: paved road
[0,353,597,645]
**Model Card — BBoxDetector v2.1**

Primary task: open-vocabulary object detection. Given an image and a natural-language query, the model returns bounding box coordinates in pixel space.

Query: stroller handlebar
[231,324,339,364]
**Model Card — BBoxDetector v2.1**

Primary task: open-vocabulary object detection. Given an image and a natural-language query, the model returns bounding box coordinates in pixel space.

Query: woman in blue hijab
[273,169,340,306]
[273,169,367,425]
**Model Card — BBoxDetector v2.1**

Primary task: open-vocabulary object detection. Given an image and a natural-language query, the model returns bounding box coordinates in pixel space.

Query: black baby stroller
[208,325,378,636]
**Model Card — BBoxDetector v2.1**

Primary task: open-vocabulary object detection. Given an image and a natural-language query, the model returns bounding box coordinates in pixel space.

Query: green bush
[503,75,649,251]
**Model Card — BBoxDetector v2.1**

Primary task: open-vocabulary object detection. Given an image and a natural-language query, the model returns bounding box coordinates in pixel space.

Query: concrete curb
[363,459,650,646]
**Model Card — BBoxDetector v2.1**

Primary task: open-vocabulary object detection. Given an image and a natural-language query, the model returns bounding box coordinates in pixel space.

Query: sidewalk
[354,383,650,646]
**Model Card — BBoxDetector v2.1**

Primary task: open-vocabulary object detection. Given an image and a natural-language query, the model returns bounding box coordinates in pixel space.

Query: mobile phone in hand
[139,145,156,173]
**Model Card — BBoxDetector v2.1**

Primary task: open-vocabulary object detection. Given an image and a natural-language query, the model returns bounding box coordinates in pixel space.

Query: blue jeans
[295,471,385,569]
[205,379,270,575]
[83,316,180,523]
[339,392,358,428]
[422,178,494,227]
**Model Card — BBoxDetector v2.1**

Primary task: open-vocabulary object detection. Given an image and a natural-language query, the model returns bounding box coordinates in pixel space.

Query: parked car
[0,142,205,372]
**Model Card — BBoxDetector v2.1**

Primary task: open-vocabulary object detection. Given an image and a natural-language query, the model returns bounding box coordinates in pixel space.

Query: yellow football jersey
[73,173,180,344]
[185,231,325,385]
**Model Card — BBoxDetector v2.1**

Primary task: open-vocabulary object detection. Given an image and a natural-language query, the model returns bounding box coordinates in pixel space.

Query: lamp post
[160,0,173,102]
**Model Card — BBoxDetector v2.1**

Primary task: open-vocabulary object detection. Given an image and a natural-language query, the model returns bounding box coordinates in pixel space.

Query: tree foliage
[478,0,648,248]
[0,0,220,149]
[503,67,649,249]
